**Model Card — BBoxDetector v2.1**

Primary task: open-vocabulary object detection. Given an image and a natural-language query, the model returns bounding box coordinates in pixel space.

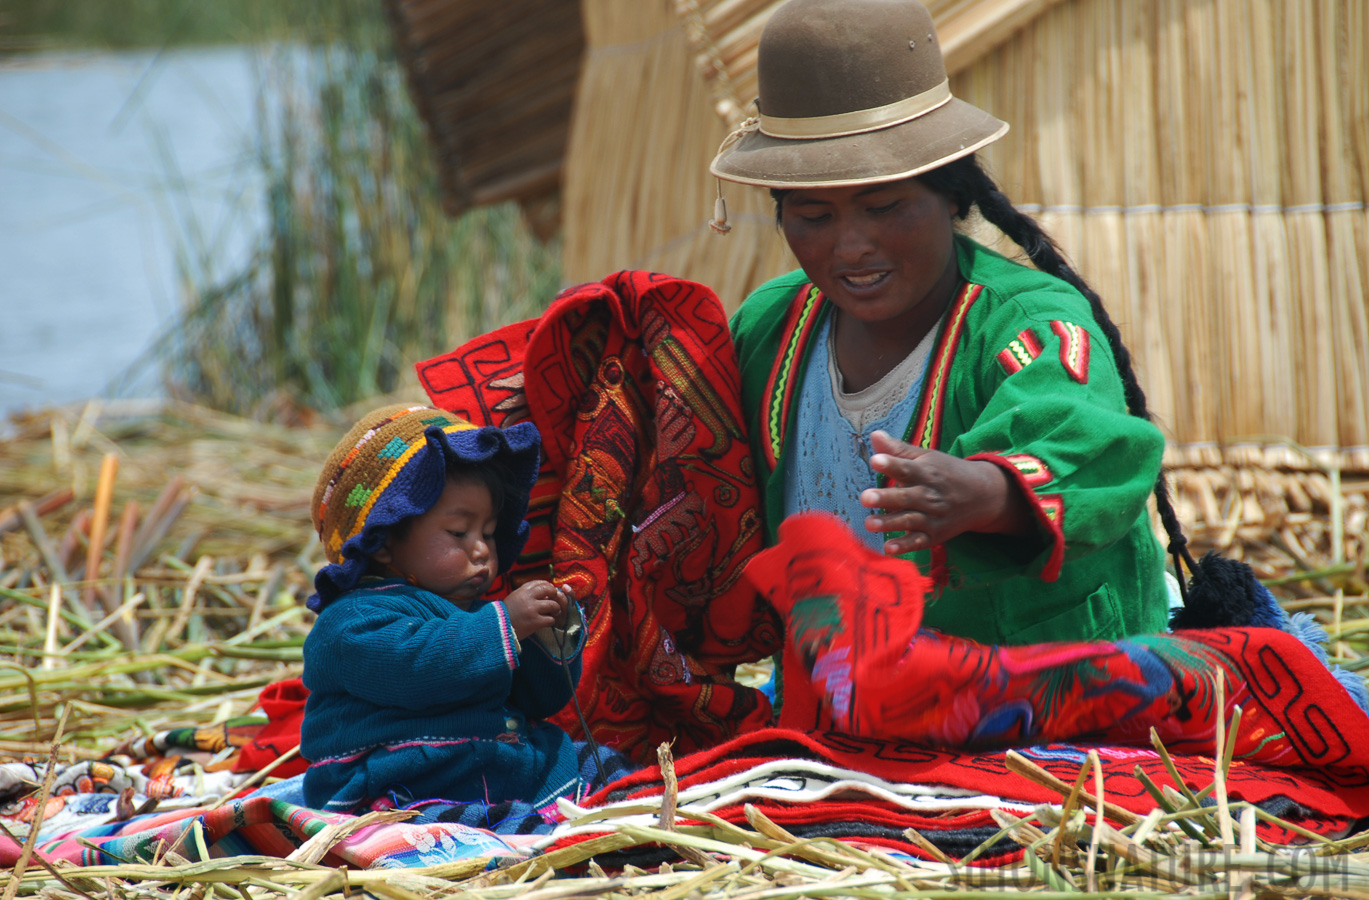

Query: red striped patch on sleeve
[995,328,1043,376]
[1002,453,1053,488]
[967,452,1066,582]
[1051,321,1091,384]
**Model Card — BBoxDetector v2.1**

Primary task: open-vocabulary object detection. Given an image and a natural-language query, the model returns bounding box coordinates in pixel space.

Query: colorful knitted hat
[307,404,540,611]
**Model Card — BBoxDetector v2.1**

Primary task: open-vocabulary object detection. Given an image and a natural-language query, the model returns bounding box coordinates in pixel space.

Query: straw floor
[5,399,1369,896]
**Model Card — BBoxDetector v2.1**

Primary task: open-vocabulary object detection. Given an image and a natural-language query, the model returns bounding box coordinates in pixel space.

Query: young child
[301,404,605,813]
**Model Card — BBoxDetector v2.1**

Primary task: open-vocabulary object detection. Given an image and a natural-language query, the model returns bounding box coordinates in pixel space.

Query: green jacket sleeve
[936,287,1165,588]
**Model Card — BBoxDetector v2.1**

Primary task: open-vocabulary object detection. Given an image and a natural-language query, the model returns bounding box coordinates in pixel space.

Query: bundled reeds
[559,0,798,308]
[0,401,336,749]
[550,0,1369,462]
[383,0,584,221]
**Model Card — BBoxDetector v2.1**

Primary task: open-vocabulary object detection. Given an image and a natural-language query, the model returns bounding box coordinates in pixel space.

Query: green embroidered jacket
[730,235,1170,644]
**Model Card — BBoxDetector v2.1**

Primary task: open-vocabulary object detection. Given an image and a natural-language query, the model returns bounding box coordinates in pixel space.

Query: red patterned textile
[743,512,1369,786]
[417,271,783,762]
[566,726,1363,862]
[234,678,309,778]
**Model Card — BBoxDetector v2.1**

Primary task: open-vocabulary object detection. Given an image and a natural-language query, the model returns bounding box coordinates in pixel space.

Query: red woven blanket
[417,271,783,762]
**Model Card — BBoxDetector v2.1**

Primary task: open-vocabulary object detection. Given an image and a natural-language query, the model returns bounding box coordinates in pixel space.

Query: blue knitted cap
[308,405,540,611]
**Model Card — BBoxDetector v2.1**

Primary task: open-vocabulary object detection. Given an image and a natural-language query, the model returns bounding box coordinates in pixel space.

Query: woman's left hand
[860,430,1033,555]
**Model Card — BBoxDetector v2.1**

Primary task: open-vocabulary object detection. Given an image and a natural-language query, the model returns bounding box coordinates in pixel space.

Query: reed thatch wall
[560,0,798,307]
[384,0,582,220]
[561,0,1369,462]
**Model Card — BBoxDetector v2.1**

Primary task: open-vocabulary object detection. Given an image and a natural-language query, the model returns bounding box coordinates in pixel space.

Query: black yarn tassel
[1168,550,1268,631]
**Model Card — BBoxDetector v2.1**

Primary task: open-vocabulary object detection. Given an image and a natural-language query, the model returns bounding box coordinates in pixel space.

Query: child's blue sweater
[301,578,583,811]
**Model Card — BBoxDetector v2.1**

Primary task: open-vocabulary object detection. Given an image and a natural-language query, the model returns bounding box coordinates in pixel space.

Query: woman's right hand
[859,430,1033,555]
[502,580,569,640]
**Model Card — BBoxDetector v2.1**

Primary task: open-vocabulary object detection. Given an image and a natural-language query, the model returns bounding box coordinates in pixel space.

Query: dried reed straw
[19,501,82,620]
[84,452,118,605]
[653,742,713,868]
[1148,725,1200,805]
[901,824,957,866]
[1077,0,1130,407]
[60,593,147,656]
[164,556,215,648]
[1051,749,1092,866]
[2,704,70,900]
[1240,804,1256,854]
[126,476,191,575]
[1085,749,1103,892]
[1319,2,1369,450]
[1119,2,1172,428]
[565,0,793,307]
[110,501,140,586]
[1213,670,1235,847]
[42,583,61,672]
[1005,749,1142,825]
[1280,2,1336,449]
[1033,4,1082,258]
[0,488,73,536]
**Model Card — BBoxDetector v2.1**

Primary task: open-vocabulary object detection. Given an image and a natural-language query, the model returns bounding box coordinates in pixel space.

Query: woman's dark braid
[923,156,1197,585]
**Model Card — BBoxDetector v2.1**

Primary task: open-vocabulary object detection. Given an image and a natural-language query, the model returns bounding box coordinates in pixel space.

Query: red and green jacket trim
[757,281,986,470]
[760,284,824,471]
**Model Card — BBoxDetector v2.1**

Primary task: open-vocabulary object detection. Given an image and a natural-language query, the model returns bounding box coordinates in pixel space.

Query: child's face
[374,477,499,607]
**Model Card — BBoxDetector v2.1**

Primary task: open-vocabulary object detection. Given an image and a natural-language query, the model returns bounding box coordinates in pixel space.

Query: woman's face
[780,177,960,334]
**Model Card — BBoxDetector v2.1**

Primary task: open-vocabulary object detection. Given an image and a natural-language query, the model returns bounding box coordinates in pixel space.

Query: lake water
[0,45,286,420]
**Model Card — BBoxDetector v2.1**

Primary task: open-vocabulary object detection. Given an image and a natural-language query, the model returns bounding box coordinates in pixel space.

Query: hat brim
[711,97,1008,189]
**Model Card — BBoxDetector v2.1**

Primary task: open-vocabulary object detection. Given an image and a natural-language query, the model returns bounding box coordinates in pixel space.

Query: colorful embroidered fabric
[112,678,309,779]
[116,719,266,771]
[0,789,530,868]
[745,512,1369,776]
[416,271,784,761]
[0,759,243,847]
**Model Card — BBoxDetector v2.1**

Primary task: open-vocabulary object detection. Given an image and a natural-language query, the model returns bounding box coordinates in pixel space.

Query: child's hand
[502,580,569,640]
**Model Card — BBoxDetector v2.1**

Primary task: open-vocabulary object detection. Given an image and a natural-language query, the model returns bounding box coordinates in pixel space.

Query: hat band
[760,79,953,140]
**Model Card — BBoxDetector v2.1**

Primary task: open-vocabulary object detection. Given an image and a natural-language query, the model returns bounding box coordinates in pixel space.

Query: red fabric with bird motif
[746,511,1369,777]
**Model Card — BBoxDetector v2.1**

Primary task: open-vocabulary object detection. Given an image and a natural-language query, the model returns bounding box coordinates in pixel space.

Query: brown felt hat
[710,0,1008,189]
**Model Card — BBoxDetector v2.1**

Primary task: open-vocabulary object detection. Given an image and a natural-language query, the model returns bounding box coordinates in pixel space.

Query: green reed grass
[146,18,561,417]
[2,0,360,51]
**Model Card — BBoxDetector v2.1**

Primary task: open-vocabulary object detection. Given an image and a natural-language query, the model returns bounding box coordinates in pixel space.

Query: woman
[713,0,1181,644]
